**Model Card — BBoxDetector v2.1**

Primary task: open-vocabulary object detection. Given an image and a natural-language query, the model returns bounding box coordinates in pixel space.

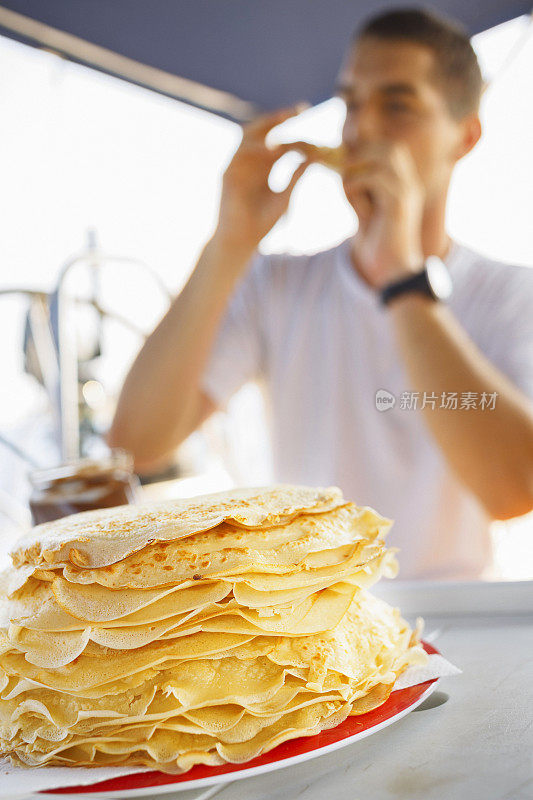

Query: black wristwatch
[380,256,453,306]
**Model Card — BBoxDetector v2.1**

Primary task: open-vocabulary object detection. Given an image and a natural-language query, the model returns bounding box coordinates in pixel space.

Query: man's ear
[455,114,482,160]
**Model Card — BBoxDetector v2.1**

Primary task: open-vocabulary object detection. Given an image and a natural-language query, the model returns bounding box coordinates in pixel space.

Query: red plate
[42,642,439,797]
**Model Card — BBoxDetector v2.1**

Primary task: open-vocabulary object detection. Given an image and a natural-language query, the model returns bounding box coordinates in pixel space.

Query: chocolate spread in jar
[29,451,141,525]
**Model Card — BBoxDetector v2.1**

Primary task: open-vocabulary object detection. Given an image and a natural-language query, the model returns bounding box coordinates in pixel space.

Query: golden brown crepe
[0,485,426,772]
[11,485,344,570]
[293,143,346,173]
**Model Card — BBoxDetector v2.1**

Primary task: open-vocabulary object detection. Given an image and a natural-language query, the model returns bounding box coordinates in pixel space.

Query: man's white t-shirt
[202,238,533,580]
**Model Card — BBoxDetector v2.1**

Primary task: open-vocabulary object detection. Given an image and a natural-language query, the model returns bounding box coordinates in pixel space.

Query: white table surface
[140,581,533,800]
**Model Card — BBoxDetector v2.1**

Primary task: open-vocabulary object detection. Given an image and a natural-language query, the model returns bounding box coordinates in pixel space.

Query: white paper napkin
[0,653,460,798]
[0,763,148,799]
[393,652,462,690]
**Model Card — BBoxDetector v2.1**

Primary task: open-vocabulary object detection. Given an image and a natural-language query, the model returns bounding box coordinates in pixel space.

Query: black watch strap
[380,269,431,306]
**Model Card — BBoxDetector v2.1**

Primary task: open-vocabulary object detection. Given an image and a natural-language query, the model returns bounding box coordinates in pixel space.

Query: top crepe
[11,485,343,570]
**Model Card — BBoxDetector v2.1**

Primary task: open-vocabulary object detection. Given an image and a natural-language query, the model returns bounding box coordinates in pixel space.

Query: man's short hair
[354,8,483,118]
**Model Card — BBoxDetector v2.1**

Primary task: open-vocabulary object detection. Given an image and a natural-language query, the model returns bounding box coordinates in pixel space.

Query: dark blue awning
[0,0,530,121]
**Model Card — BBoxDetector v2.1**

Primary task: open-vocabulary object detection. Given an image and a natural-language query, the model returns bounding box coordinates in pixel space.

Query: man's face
[337,37,470,202]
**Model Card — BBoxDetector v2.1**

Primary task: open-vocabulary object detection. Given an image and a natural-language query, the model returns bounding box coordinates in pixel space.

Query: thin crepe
[11,485,344,569]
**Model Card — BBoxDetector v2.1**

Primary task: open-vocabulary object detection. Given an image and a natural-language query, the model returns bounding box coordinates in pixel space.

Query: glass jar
[29,449,141,525]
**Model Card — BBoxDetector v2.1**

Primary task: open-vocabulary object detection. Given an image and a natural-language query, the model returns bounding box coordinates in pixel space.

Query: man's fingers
[237,141,312,172]
[283,159,311,197]
[341,159,404,193]
[244,104,308,140]
[237,141,305,166]
[343,170,397,207]
[349,188,373,220]
[266,141,312,161]
[272,141,322,159]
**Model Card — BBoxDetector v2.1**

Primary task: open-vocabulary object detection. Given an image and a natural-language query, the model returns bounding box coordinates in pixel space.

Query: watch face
[426,256,453,300]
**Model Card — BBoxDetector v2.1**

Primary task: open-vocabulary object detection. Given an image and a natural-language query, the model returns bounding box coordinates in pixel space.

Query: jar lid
[29,449,134,488]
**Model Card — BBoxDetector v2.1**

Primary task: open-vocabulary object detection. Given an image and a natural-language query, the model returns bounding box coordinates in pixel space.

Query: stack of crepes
[0,485,427,772]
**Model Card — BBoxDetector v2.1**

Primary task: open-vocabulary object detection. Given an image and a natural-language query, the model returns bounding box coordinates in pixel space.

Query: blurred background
[0,4,531,576]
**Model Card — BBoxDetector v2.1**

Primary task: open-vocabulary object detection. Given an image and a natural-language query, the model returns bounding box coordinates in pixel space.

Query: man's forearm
[108,106,311,471]
[108,235,254,468]
[389,293,533,519]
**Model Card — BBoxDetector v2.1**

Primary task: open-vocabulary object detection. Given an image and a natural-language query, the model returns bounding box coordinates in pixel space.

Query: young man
[109,9,533,580]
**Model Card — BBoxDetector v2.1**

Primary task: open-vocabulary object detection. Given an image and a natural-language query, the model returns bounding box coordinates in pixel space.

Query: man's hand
[343,142,426,289]
[214,107,310,266]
